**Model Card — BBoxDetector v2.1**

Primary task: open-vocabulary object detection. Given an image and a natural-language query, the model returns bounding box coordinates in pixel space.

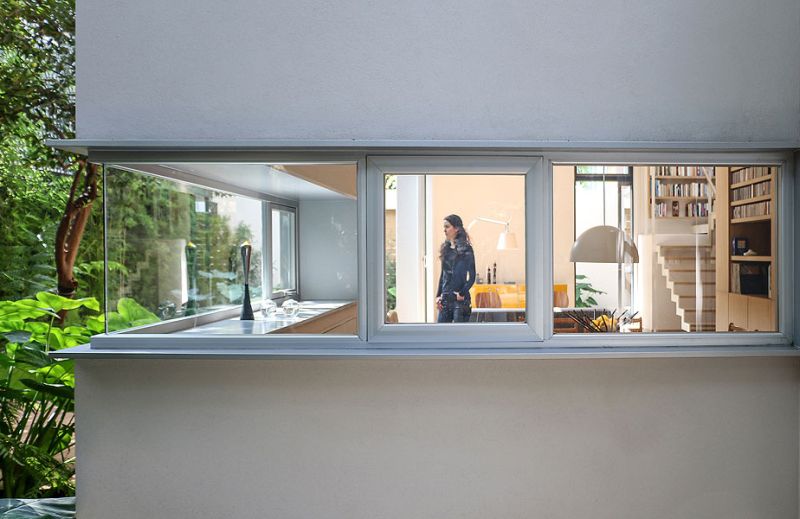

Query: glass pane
[574,179,620,309]
[385,174,526,324]
[105,166,264,328]
[271,207,296,295]
[105,163,357,336]
[553,164,778,334]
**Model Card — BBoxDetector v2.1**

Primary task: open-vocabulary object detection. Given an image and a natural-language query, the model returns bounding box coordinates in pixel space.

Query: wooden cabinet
[271,302,357,334]
[747,296,774,332]
[727,293,774,332]
[728,293,748,330]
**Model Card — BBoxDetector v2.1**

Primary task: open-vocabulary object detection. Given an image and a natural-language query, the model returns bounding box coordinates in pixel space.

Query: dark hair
[439,214,471,259]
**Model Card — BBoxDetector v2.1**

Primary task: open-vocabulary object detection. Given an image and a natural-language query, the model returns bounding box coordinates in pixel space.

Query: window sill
[51,343,800,360]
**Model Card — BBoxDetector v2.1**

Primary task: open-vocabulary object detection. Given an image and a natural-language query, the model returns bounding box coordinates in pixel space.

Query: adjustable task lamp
[467,217,518,250]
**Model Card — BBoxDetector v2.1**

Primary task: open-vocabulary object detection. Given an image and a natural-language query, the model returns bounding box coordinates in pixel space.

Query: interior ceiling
[148,163,355,201]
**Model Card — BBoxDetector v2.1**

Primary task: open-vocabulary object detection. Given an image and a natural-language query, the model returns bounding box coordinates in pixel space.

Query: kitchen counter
[176,301,356,335]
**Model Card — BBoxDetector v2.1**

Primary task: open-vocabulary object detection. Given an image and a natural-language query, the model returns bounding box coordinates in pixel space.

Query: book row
[653,166,715,177]
[654,201,711,218]
[654,181,713,197]
[730,166,772,185]
[732,181,770,202]
[731,200,770,219]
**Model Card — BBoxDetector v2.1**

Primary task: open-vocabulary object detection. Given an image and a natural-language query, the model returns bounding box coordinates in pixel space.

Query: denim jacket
[436,239,476,301]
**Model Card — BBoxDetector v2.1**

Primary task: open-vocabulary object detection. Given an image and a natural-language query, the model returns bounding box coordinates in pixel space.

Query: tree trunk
[55,160,99,303]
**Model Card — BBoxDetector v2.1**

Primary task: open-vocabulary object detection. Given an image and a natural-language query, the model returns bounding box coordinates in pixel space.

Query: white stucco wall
[76,0,800,143]
[76,358,798,519]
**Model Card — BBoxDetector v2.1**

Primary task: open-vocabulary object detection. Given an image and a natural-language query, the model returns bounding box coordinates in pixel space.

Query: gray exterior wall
[74,1,800,517]
[77,358,798,519]
[76,0,800,143]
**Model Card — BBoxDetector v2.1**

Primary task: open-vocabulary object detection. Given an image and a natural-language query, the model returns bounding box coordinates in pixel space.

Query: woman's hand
[455,292,465,302]
[435,296,443,310]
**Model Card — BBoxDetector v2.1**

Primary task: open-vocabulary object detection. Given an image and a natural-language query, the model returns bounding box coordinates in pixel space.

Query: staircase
[656,245,716,332]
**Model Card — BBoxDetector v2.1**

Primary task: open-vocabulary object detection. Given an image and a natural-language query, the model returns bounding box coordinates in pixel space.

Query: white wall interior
[298,200,357,300]
[76,358,799,519]
[76,0,800,143]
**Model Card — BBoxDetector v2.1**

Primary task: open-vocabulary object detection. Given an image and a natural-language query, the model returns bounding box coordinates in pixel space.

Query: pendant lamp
[569,168,639,263]
[569,225,639,263]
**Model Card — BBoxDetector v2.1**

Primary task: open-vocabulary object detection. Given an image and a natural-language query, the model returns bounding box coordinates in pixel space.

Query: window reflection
[104,163,358,336]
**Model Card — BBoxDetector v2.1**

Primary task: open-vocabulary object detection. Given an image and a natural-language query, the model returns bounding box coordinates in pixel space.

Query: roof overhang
[46,139,800,157]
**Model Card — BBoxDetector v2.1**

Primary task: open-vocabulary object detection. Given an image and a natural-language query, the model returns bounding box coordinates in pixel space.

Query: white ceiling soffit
[136,163,353,201]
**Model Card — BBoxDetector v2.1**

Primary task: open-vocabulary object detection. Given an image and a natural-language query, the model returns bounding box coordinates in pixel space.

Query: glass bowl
[281,299,300,318]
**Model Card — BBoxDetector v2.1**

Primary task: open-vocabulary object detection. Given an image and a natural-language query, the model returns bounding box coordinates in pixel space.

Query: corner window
[102,162,359,339]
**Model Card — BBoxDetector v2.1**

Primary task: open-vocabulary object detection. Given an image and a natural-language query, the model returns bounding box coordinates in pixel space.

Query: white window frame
[268,202,299,300]
[542,150,794,348]
[366,155,546,344]
[68,147,796,355]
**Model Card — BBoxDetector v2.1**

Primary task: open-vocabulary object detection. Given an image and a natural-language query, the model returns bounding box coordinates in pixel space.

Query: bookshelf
[718,166,777,331]
[649,166,715,221]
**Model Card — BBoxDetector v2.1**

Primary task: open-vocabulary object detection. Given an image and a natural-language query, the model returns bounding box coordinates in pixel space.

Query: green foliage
[105,168,262,320]
[0,291,158,497]
[575,274,605,308]
[0,0,104,304]
[0,0,76,143]
[0,292,94,498]
[0,124,71,301]
[385,256,397,311]
[106,298,159,332]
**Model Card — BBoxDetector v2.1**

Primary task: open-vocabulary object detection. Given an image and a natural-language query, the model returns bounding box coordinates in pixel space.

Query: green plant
[104,298,160,333]
[0,292,159,498]
[0,292,97,498]
[385,256,396,311]
[575,274,605,308]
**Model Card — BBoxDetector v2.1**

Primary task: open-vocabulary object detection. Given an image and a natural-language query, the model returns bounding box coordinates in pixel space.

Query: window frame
[91,153,369,349]
[544,150,794,348]
[366,155,546,344]
[268,202,299,300]
[77,148,796,353]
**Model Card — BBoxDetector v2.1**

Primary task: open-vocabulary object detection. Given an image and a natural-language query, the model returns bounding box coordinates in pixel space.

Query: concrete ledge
[52,343,800,360]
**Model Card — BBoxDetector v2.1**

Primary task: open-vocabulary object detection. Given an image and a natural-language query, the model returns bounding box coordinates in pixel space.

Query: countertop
[175,301,354,335]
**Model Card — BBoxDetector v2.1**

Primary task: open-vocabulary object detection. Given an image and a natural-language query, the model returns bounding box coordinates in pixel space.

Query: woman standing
[435,214,476,323]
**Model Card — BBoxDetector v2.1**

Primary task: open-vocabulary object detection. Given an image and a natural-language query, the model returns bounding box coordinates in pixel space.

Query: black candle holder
[240,241,254,320]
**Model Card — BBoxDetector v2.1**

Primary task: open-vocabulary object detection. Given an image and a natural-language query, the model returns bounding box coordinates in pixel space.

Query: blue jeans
[437,294,471,323]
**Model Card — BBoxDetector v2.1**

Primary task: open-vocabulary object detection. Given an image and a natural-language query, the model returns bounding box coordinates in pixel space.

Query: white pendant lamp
[570,168,639,263]
[570,225,639,263]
